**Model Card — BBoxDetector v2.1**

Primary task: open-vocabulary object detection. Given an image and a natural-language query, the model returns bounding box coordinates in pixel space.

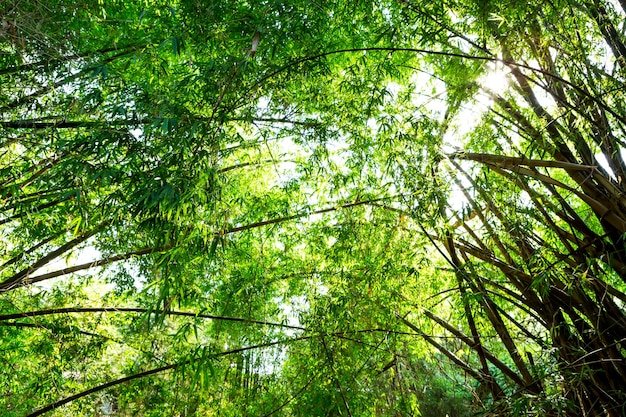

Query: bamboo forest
[1,0,626,415]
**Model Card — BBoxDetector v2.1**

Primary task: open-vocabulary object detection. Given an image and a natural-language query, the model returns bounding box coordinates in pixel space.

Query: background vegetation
[1,0,625,415]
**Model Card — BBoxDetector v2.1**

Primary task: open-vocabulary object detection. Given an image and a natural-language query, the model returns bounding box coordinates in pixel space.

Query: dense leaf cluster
[1,0,625,416]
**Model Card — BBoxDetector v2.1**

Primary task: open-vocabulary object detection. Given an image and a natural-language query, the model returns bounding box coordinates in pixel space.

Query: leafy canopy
[1,0,626,416]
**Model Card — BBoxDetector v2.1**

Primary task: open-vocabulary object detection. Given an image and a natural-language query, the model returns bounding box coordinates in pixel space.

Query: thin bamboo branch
[0,307,306,330]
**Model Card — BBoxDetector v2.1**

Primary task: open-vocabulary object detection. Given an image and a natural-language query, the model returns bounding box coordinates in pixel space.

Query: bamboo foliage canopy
[1,0,626,416]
